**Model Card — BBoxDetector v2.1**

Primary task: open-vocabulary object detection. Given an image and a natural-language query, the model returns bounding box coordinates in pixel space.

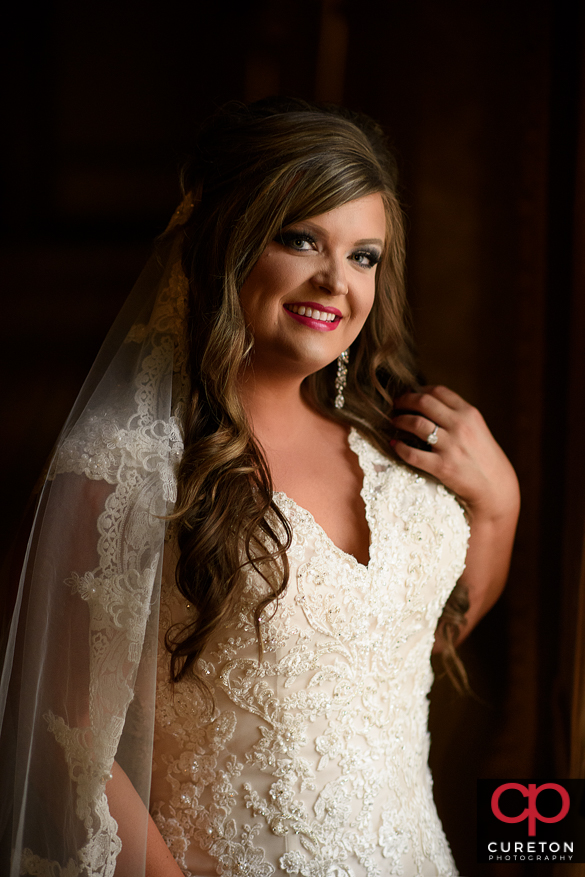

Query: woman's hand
[390,385,519,519]
[390,385,520,638]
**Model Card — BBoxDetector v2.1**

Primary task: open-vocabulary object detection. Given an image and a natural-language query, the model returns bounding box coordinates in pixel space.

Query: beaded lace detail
[152,430,469,877]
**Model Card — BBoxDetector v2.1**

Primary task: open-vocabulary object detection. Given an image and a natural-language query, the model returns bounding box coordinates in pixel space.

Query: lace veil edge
[0,197,193,877]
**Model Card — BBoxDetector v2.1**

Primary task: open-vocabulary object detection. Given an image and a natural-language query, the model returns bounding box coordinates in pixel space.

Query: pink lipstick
[283,301,342,331]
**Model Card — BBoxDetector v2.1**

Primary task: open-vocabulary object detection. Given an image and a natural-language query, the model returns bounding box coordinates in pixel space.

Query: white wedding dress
[151,429,469,877]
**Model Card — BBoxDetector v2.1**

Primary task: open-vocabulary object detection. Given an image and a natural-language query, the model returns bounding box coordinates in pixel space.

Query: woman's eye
[351,250,381,269]
[277,230,316,251]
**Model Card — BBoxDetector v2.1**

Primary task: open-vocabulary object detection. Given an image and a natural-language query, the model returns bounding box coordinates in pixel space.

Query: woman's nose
[312,256,349,296]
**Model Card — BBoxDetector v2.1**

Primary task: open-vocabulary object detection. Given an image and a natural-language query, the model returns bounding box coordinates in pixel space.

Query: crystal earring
[334,349,350,409]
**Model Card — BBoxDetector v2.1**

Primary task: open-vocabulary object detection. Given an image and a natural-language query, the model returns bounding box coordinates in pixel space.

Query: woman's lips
[283,302,342,331]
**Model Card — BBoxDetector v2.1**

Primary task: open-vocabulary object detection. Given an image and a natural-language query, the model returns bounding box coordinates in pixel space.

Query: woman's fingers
[390,413,439,447]
[393,387,461,429]
[393,386,484,451]
[391,386,459,449]
[390,437,444,477]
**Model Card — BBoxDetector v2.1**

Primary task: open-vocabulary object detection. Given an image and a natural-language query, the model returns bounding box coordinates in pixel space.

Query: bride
[0,98,519,876]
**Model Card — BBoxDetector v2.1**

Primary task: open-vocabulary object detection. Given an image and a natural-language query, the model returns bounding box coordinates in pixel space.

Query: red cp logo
[491,783,570,836]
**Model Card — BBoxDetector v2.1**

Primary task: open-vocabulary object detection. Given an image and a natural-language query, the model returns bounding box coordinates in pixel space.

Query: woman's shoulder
[348,426,409,486]
[349,427,468,522]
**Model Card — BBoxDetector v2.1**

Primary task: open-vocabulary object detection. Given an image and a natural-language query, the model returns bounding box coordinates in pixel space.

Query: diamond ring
[426,425,439,445]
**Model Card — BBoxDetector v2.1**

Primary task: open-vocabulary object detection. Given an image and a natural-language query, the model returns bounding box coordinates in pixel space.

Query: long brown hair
[166,98,467,689]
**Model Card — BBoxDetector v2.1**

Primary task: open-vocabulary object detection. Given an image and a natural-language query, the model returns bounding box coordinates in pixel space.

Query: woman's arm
[390,385,520,644]
[107,761,185,877]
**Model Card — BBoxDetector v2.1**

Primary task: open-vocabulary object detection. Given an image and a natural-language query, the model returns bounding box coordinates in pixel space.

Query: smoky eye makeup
[275,228,382,268]
[276,229,317,250]
[351,248,381,268]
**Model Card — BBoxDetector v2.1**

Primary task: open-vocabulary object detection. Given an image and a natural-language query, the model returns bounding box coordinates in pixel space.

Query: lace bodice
[151,430,469,877]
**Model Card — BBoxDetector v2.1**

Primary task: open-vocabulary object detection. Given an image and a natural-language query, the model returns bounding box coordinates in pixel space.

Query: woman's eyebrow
[354,238,384,248]
[287,220,384,249]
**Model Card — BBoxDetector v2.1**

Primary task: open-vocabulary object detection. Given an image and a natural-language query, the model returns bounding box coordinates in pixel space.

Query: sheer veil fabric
[0,198,194,876]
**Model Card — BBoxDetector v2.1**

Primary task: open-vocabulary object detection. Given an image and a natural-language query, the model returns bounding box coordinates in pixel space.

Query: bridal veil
[0,197,194,876]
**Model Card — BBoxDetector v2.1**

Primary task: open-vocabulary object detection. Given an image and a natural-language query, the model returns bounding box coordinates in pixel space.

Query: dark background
[2,2,585,875]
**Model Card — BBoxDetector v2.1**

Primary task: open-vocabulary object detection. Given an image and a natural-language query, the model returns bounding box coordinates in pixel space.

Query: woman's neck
[239,368,324,454]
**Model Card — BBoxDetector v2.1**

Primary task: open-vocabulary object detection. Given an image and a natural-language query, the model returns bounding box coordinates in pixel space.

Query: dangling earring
[334,349,350,409]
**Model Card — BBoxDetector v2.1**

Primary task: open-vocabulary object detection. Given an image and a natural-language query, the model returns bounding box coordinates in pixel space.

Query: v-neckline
[273,428,371,571]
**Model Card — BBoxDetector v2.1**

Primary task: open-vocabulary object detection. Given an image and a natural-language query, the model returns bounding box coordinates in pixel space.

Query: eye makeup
[276,228,381,268]
[276,229,317,250]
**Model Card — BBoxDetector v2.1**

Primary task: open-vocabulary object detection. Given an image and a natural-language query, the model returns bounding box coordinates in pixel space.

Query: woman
[0,99,519,876]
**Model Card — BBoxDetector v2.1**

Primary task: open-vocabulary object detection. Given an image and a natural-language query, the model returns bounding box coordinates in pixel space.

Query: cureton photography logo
[477,780,585,864]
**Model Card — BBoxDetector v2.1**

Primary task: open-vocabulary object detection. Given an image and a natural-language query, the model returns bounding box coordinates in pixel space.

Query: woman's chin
[250,341,341,380]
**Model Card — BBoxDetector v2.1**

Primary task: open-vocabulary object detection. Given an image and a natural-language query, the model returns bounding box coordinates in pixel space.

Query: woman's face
[239,192,386,380]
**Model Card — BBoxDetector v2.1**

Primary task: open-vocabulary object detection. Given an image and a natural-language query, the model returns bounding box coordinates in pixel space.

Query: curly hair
[165,98,468,692]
